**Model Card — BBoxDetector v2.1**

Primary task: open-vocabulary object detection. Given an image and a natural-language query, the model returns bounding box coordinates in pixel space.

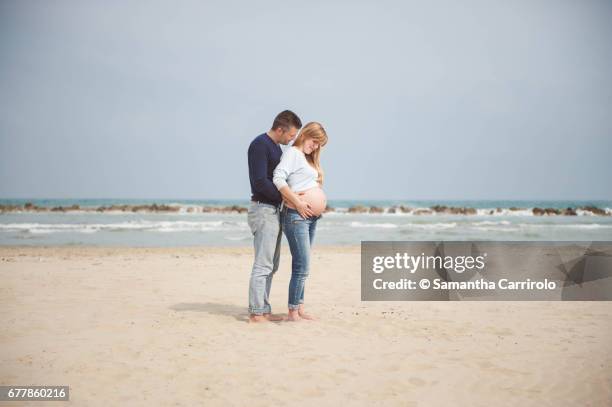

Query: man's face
[279,126,298,145]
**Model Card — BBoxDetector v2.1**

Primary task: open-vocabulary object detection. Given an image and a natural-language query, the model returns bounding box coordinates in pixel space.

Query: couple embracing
[246,110,328,323]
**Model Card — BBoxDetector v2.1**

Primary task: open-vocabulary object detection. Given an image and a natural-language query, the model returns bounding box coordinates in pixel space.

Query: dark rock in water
[489,210,495,215]
[509,207,522,211]
[0,204,20,213]
[69,204,80,210]
[399,206,413,213]
[228,205,247,214]
[51,206,65,212]
[369,206,384,213]
[127,203,179,212]
[429,205,476,215]
[580,206,607,216]
[450,207,477,215]
[348,205,368,213]
[324,205,335,213]
[159,204,179,212]
[533,207,561,216]
[562,207,577,216]
[24,202,46,211]
[387,206,397,214]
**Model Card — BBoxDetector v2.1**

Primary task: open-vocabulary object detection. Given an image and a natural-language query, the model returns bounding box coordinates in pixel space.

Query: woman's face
[303,138,320,154]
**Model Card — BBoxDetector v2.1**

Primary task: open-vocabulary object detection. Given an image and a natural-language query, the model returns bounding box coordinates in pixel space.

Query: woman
[273,122,328,321]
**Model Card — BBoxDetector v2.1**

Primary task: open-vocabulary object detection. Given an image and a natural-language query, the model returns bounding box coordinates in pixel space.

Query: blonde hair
[292,122,328,185]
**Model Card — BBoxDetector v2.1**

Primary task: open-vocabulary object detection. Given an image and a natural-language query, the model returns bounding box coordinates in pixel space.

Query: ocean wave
[472,220,512,226]
[4,219,610,235]
[348,221,398,229]
[515,223,612,230]
[472,226,521,232]
[0,220,249,234]
[471,223,612,231]
[224,236,251,241]
[475,209,534,217]
[404,222,458,230]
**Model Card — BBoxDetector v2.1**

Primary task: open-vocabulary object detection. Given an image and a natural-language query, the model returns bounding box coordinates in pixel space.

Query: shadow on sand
[169,302,250,322]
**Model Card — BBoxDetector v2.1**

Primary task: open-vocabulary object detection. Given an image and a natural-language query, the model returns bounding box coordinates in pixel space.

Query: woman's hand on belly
[282,189,314,219]
[300,187,327,216]
[295,199,314,219]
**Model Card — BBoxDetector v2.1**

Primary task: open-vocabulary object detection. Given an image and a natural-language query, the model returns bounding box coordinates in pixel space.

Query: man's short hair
[271,110,302,131]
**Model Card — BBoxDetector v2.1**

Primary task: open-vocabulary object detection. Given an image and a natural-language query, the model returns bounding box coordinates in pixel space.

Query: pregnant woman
[273,122,328,321]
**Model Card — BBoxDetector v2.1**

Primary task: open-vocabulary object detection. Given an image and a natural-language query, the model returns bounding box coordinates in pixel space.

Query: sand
[0,245,611,406]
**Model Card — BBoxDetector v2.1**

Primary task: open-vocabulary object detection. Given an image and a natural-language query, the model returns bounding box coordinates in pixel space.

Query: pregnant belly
[289,187,327,216]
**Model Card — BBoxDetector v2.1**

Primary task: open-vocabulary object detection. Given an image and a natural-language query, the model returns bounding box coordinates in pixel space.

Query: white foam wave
[516,223,612,230]
[473,208,533,216]
[348,221,398,229]
[224,236,251,241]
[472,220,512,226]
[0,220,249,234]
[405,222,458,230]
[472,227,521,232]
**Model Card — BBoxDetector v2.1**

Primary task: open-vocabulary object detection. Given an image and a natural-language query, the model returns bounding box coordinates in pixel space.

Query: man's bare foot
[286,309,301,321]
[298,305,316,320]
[263,313,284,322]
[248,314,270,323]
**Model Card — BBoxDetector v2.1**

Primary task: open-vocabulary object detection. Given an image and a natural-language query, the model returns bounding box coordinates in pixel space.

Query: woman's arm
[273,148,313,219]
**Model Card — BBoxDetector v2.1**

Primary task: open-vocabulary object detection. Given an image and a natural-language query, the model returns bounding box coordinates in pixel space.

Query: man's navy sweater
[248,133,282,206]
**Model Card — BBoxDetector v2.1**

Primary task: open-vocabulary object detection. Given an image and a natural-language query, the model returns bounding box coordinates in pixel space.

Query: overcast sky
[1,0,611,200]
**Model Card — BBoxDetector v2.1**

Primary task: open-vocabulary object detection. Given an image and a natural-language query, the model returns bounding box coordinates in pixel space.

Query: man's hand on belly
[283,191,305,207]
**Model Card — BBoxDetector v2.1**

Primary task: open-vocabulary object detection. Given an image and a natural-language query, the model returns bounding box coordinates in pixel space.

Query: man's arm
[248,141,282,202]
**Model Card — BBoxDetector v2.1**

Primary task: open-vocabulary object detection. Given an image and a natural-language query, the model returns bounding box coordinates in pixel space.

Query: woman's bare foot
[286,309,301,321]
[298,304,316,320]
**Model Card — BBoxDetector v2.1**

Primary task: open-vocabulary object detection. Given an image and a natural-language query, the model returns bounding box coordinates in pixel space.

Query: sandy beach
[1,245,611,406]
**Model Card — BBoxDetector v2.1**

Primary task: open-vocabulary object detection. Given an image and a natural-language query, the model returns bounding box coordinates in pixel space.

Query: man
[247,110,302,323]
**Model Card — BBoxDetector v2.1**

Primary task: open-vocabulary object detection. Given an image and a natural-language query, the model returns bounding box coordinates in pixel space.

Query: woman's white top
[273,146,319,193]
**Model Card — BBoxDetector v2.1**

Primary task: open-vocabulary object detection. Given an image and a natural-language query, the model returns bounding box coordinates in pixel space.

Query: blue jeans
[247,202,283,315]
[282,207,321,310]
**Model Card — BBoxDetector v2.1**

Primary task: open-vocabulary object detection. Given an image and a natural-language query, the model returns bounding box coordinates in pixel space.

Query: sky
[1,0,611,200]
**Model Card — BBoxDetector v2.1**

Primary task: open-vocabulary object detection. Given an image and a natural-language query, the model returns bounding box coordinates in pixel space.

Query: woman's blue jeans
[282,207,321,310]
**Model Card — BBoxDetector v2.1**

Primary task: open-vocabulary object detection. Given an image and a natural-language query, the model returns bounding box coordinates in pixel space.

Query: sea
[1,199,611,247]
